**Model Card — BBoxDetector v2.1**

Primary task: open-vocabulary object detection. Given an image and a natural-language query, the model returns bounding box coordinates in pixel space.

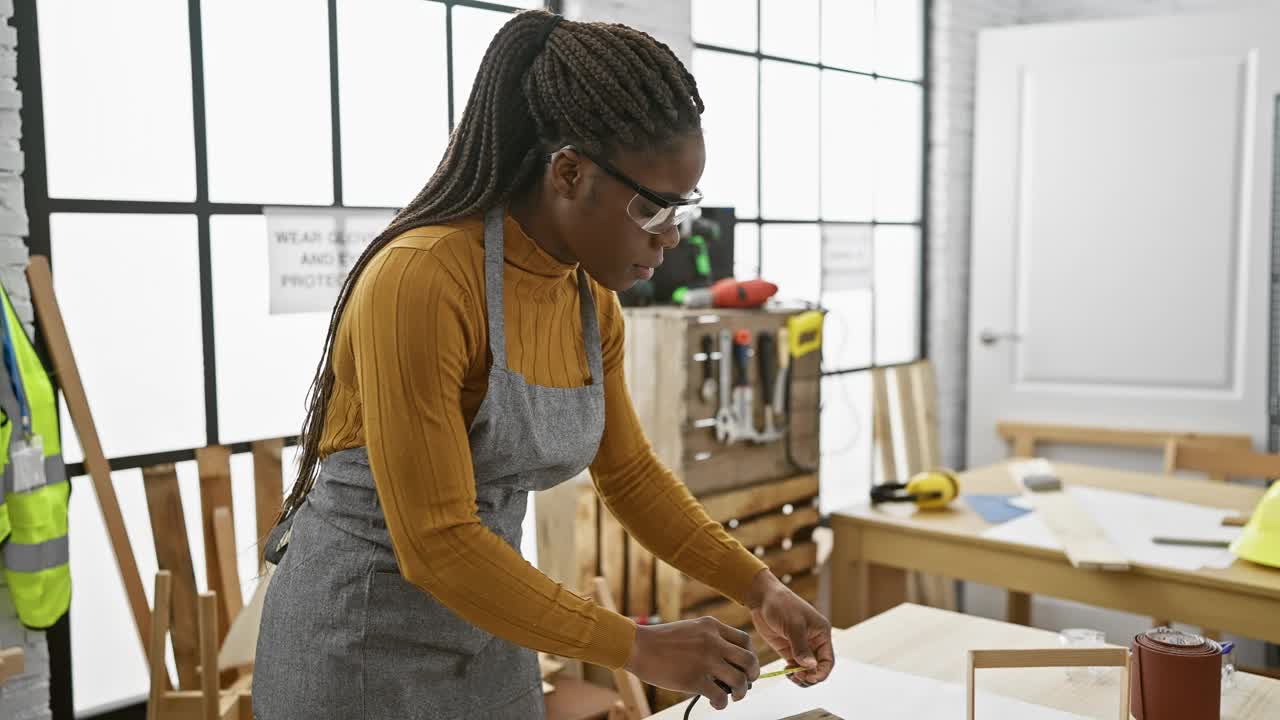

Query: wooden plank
[142,463,201,690]
[27,257,154,662]
[1020,489,1130,571]
[698,474,819,524]
[909,361,941,468]
[598,498,626,611]
[0,646,25,686]
[682,542,819,607]
[1006,591,1032,626]
[626,534,653,619]
[995,421,1253,452]
[212,507,243,637]
[895,366,923,476]
[197,446,235,633]
[591,577,651,719]
[730,506,821,551]
[1169,443,1280,483]
[252,438,284,567]
[871,368,897,483]
[198,593,219,720]
[655,560,683,624]
[535,472,597,593]
[148,571,173,720]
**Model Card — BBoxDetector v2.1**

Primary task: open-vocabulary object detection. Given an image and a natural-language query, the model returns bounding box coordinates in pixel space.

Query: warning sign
[265,206,395,314]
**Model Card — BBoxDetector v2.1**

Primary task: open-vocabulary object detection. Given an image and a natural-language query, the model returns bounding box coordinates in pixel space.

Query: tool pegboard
[621,306,822,498]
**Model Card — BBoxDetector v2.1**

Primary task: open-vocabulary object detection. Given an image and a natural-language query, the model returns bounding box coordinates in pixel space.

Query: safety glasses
[555,145,703,234]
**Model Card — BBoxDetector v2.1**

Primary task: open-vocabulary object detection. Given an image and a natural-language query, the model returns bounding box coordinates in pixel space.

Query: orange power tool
[674,278,779,309]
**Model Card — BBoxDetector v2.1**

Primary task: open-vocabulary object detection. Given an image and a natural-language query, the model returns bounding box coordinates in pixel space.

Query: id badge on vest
[11,434,45,493]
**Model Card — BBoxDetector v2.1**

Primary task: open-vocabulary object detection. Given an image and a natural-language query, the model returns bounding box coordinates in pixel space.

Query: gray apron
[253,206,607,720]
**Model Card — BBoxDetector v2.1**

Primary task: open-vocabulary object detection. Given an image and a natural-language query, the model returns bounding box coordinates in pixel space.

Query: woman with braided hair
[253,10,832,719]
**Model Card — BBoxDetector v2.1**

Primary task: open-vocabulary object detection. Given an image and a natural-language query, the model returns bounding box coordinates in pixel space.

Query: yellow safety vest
[0,279,69,629]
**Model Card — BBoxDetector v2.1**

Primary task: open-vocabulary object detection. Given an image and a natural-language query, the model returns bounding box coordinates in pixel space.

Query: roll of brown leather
[1130,628,1221,720]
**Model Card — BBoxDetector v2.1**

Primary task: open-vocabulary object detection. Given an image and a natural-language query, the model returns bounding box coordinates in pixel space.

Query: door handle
[979,329,1022,346]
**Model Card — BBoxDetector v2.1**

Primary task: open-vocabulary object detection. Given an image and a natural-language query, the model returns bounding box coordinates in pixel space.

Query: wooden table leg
[830,522,861,629]
[868,565,909,618]
[1007,590,1032,626]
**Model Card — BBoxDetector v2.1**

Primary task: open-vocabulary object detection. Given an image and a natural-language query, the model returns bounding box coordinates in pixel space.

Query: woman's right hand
[623,616,761,710]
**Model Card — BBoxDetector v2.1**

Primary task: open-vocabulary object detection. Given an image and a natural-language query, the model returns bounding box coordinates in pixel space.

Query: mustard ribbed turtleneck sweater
[318,212,766,669]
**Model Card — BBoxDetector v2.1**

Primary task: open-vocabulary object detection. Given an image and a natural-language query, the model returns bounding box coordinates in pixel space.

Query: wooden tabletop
[831,461,1280,599]
[650,604,1280,719]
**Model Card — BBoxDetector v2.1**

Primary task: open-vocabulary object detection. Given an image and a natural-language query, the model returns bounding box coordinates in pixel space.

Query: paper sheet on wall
[686,659,1089,719]
[982,486,1241,571]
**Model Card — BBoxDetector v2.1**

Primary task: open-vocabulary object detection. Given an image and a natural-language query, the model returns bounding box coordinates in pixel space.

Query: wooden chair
[147,571,252,720]
[1163,441,1280,484]
[870,360,957,611]
[140,439,287,714]
[995,422,1252,625]
[0,646,24,686]
[966,648,1130,720]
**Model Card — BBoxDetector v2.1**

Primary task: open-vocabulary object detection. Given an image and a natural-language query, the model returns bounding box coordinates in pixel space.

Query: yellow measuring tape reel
[869,469,960,510]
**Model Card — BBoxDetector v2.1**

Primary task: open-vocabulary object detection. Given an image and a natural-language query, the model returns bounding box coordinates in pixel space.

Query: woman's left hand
[745,569,835,688]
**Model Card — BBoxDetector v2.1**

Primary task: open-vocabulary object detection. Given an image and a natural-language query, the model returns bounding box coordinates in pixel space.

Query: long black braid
[281,9,704,521]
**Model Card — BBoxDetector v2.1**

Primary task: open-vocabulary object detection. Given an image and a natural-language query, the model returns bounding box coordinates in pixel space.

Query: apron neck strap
[482,206,508,368]
[575,268,604,385]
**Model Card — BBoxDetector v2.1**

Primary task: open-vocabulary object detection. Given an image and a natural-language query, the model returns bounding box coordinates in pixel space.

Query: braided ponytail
[282,9,704,520]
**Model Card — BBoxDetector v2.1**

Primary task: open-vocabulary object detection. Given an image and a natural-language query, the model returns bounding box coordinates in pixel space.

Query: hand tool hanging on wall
[731,329,760,442]
[699,334,716,403]
[714,329,736,443]
[869,469,960,510]
[754,331,783,443]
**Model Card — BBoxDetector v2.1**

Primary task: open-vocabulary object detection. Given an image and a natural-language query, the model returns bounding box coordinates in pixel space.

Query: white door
[967,8,1280,468]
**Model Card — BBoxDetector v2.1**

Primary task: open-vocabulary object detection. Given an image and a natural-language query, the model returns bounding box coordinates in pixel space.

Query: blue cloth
[965,494,1031,525]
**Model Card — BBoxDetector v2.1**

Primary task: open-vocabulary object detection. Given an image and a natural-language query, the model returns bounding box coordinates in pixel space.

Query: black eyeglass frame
[550,144,704,209]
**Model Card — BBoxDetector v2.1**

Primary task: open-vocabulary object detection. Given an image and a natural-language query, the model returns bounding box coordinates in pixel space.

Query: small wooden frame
[966,648,1130,720]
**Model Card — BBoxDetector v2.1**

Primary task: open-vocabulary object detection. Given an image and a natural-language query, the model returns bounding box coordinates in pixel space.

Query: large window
[692,0,929,509]
[20,1,544,714]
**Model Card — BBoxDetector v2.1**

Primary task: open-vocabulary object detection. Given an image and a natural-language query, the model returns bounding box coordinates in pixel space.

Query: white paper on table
[687,659,1089,719]
[982,486,1241,571]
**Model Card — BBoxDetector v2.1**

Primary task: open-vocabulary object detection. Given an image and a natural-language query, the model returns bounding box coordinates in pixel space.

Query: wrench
[755,331,783,443]
[714,329,736,443]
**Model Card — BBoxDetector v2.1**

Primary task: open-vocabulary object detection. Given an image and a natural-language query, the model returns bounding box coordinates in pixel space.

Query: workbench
[650,603,1280,718]
[829,462,1280,645]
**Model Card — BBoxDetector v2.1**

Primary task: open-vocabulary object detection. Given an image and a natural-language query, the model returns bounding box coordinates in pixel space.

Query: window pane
[38,0,195,201]
[692,0,756,51]
[51,214,205,462]
[820,371,872,513]
[876,0,923,80]
[453,6,513,127]
[338,0,447,208]
[820,71,874,221]
[203,0,332,204]
[820,224,873,371]
[695,50,758,218]
[211,216,333,444]
[760,0,818,63]
[874,225,921,364]
[873,80,922,222]
[761,61,819,219]
[734,222,759,279]
[760,223,820,304]
[822,0,874,72]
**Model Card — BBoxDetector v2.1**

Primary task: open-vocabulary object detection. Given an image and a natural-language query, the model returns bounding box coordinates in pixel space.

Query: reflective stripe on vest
[0,280,69,629]
[3,535,68,572]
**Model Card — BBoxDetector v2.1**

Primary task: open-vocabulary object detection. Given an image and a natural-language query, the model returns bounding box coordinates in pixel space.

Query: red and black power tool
[672,277,778,309]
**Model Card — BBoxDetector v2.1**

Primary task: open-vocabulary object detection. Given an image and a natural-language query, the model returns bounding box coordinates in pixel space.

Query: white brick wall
[0,1,49,718]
